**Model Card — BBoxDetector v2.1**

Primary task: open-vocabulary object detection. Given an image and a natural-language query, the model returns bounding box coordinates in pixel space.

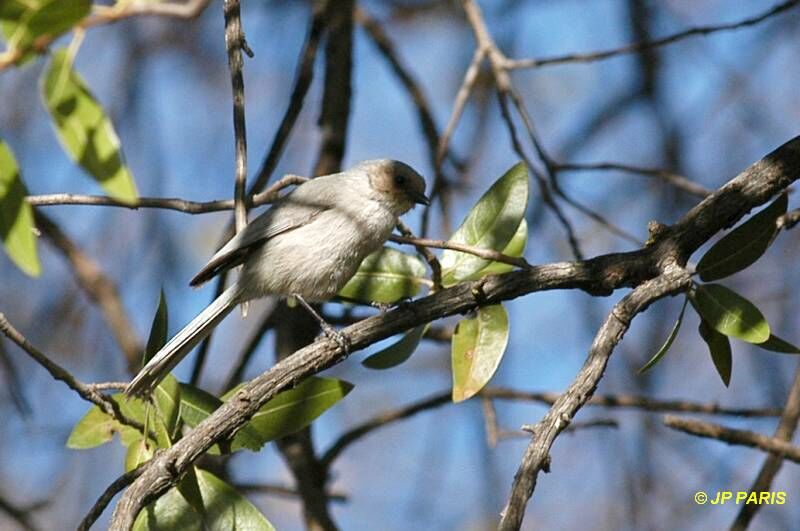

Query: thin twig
[236,483,348,503]
[664,415,800,464]
[505,0,800,70]
[0,0,212,70]
[27,175,307,213]
[390,234,530,269]
[556,162,712,199]
[396,220,443,289]
[0,314,143,432]
[78,466,145,531]
[223,0,251,235]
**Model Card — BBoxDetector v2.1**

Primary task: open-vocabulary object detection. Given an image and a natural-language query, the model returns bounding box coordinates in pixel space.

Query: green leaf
[690,284,770,344]
[230,377,353,451]
[338,246,429,303]
[1,0,90,54]
[451,304,510,403]
[441,162,529,286]
[125,437,155,472]
[0,140,40,276]
[362,325,427,370]
[133,469,275,531]
[754,334,800,355]
[67,406,122,449]
[176,466,206,519]
[698,319,732,387]
[41,49,138,203]
[697,194,788,281]
[178,384,225,455]
[466,219,528,279]
[638,298,688,374]
[144,290,168,365]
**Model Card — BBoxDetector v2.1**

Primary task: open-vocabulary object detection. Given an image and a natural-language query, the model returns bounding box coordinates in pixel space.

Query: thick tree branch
[109,137,800,529]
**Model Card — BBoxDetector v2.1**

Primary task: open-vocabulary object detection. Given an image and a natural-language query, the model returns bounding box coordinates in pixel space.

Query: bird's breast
[239,200,397,301]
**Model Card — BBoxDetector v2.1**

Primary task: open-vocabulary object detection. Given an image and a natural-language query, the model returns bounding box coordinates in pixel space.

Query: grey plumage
[126,159,428,396]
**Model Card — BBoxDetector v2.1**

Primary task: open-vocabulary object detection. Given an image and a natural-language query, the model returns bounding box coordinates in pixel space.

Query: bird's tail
[126,284,242,397]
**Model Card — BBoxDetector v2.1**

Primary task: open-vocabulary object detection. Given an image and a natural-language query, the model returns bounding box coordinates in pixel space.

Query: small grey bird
[126,159,429,396]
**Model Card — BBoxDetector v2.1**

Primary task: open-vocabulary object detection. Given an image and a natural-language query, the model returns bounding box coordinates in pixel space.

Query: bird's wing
[189,198,330,287]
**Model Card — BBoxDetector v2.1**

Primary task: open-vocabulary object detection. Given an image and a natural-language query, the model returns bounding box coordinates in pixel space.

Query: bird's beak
[409,190,431,206]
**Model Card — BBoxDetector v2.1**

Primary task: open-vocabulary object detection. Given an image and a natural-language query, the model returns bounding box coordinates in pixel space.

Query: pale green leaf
[362,325,426,370]
[0,140,40,276]
[41,49,138,203]
[153,375,180,443]
[133,469,275,531]
[67,406,120,449]
[691,284,770,344]
[441,162,528,285]
[698,194,787,281]
[698,319,732,387]
[125,437,155,472]
[338,246,428,303]
[466,219,528,279]
[451,304,510,402]
[638,297,688,374]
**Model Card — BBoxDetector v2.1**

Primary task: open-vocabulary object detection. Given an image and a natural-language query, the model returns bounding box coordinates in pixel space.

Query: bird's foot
[321,323,351,353]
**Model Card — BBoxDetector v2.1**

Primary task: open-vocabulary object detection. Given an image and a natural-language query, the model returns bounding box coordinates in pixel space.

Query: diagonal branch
[498,267,692,530]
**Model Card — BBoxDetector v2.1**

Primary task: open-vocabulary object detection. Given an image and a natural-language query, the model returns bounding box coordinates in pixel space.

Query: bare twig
[0,493,40,531]
[731,363,800,530]
[27,175,306,214]
[223,0,251,234]
[390,234,531,270]
[0,314,143,432]
[78,466,145,531]
[556,162,712,199]
[236,483,347,503]
[396,220,443,289]
[664,415,800,464]
[0,0,212,70]
[505,0,800,70]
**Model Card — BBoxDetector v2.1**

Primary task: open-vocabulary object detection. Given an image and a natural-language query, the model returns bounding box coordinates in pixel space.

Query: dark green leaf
[230,377,353,451]
[441,162,529,285]
[176,466,206,519]
[638,298,688,374]
[132,469,275,531]
[41,49,138,203]
[0,140,40,276]
[144,290,168,365]
[698,193,788,281]
[698,319,732,386]
[451,304,510,403]
[1,0,89,53]
[362,325,426,370]
[755,334,800,355]
[338,246,429,303]
[178,384,254,455]
[691,284,770,344]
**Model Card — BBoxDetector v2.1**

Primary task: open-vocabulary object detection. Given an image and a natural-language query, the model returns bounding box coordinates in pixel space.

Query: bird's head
[360,159,430,214]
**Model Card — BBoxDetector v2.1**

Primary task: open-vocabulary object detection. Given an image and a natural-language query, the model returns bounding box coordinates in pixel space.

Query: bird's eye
[394,174,406,186]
